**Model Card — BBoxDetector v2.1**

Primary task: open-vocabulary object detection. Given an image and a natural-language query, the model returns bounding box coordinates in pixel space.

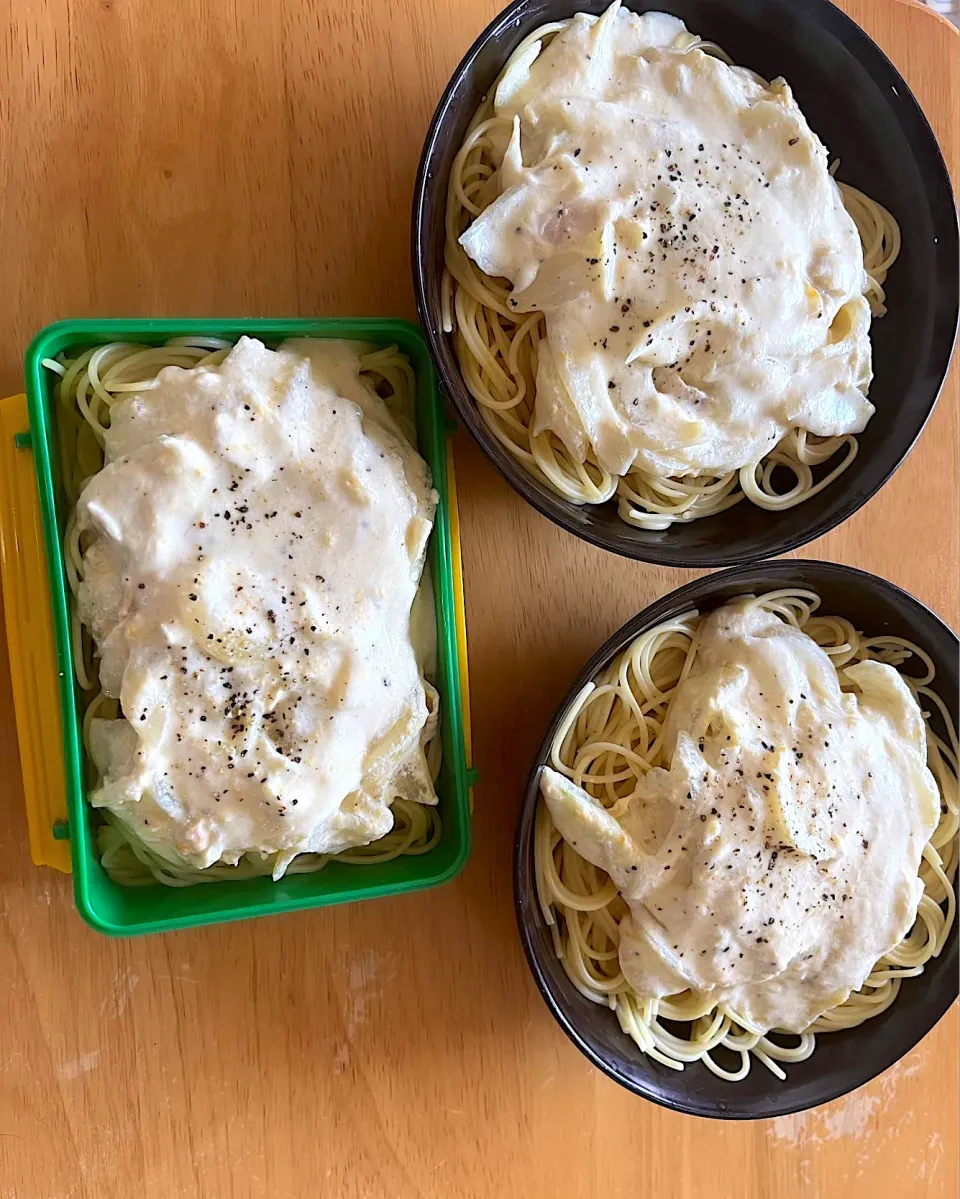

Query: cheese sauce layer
[541,602,940,1032]
[460,4,872,479]
[77,338,439,875]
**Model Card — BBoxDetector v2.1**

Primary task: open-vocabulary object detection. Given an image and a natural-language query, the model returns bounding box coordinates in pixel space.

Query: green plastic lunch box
[0,317,475,935]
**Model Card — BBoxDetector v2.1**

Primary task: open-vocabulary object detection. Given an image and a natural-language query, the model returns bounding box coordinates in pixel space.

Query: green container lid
[19,317,474,935]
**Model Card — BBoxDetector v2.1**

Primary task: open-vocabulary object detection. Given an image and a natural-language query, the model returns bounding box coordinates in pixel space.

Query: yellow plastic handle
[445,438,476,813]
[0,393,71,872]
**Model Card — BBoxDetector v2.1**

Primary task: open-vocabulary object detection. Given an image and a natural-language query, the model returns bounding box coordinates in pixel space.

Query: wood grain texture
[0,1,956,1196]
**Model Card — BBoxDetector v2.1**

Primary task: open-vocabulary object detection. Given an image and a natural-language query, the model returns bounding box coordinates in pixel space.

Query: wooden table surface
[0,1,956,1196]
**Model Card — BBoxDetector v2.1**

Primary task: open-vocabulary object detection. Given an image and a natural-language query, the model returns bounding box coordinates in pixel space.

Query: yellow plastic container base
[0,393,70,872]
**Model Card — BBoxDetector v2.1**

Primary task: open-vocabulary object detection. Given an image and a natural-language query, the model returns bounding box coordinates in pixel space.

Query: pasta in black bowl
[413,0,958,566]
[514,561,958,1118]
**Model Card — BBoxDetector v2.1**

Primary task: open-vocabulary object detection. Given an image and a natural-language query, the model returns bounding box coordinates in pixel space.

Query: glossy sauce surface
[78,338,438,873]
[542,602,940,1031]
[461,6,871,478]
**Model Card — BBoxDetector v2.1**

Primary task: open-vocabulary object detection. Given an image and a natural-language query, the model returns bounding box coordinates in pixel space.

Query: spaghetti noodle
[444,12,901,530]
[534,590,957,1081]
[45,338,442,887]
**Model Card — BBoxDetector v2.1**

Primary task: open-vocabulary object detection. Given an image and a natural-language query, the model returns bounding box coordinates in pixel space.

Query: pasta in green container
[21,317,475,935]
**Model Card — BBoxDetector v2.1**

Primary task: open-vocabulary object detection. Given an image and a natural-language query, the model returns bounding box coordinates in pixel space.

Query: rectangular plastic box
[4,317,474,935]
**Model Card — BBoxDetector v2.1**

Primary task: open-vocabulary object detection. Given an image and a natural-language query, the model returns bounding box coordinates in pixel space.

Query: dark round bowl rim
[512,559,960,1118]
[412,0,960,568]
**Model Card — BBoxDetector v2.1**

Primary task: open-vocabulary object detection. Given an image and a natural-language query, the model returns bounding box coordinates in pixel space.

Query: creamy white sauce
[77,338,438,875]
[460,4,872,479]
[541,602,940,1032]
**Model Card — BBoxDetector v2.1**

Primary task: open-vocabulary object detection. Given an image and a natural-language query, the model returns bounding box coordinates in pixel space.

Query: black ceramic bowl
[514,560,959,1118]
[413,0,959,567]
